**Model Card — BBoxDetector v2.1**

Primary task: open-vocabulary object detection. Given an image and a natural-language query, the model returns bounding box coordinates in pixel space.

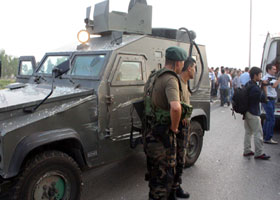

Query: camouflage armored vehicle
[0,0,210,199]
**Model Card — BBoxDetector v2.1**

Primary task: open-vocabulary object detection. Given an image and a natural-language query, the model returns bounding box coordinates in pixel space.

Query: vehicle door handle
[106,95,114,104]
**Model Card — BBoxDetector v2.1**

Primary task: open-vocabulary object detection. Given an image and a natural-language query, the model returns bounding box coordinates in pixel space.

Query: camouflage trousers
[172,127,188,189]
[144,125,177,200]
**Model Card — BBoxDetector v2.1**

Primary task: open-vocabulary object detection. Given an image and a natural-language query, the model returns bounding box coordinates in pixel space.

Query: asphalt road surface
[81,103,280,200]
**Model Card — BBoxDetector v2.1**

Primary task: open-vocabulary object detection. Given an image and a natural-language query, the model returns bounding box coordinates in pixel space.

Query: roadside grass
[0,79,15,89]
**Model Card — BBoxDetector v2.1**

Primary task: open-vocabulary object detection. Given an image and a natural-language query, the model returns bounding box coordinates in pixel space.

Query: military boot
[168,189,177,200]
[176,186,190,199]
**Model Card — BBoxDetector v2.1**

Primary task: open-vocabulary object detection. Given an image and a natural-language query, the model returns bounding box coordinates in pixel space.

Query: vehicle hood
[0,83,96,136]
[0,83,90,112]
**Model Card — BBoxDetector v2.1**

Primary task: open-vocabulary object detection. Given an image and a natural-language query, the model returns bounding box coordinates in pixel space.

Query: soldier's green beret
[165,46,187,61]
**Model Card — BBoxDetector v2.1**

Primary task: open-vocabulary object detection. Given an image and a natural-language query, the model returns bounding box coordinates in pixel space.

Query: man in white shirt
[262,63,280,144]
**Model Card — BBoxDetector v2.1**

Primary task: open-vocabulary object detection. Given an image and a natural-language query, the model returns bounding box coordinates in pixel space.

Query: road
[81,103,280,200]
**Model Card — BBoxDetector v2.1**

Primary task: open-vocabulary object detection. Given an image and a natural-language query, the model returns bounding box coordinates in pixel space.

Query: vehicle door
[107,53,146,140]
[17,56,36,83]
[261,33,273,71]
[68,52,107,160]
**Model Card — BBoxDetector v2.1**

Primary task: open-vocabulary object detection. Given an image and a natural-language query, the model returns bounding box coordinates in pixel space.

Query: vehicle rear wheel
[185,121,203,168]
[12,151,82,200]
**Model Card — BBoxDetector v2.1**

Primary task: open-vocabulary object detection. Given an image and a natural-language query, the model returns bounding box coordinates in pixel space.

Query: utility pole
[249,0,252,68]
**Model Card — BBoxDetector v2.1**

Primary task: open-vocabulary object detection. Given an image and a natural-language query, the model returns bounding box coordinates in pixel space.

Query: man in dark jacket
[243,67,270,160]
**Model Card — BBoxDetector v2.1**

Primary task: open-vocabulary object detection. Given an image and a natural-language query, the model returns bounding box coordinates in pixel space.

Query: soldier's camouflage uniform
[145,126,177,200]
[172,124,188,190]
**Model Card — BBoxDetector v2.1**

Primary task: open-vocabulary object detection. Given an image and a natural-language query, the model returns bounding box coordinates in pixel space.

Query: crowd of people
[209,64,280,161]
[208,66,251,105]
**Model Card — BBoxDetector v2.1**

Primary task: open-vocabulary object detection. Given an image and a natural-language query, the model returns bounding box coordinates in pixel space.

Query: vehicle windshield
[69,54,105,77]
[37,55,69,74]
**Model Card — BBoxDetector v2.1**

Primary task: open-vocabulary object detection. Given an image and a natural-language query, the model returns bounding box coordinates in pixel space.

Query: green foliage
[56,57,68,65]
[0,49,19,78]
[0,79,15,89]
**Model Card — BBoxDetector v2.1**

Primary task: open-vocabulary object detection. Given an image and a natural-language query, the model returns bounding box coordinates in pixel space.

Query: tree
[0,49,19,79]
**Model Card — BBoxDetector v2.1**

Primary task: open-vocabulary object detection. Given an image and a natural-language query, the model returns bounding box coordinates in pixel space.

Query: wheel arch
[7,128,87,178]
[190,108,209,133]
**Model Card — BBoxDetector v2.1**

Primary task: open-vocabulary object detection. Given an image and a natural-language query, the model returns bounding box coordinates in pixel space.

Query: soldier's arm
[165,76,181,133]
[170,101,181,133]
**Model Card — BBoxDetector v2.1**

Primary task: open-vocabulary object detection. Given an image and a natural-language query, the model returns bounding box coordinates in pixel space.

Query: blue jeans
[262,99,275,141]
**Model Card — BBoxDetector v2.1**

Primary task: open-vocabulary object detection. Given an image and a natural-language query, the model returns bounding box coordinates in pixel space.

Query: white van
[260,32,280,124]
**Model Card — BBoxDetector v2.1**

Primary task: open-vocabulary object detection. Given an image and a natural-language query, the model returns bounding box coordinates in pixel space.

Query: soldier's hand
[170,128,179,134]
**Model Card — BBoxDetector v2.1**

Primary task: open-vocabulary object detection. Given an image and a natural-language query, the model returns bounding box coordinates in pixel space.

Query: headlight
[77,30,90,44]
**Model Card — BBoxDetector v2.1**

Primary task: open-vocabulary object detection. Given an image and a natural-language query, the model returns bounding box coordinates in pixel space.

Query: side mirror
[52,60,70,78]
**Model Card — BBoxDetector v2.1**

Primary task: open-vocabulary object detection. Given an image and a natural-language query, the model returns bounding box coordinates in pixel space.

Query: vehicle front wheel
[185,121,203,168]
[12,151,82,200]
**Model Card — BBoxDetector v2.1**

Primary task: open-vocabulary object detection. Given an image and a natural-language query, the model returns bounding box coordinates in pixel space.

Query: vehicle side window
[115,61,143,81]
[20,61,33,76]
[70,55,105,77]
[38,56,69,74]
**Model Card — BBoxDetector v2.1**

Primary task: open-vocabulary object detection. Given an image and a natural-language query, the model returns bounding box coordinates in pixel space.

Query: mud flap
[130,99,144,148]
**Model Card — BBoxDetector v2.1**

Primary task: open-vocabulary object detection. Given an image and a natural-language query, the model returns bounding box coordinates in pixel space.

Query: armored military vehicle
[0,0,210,199]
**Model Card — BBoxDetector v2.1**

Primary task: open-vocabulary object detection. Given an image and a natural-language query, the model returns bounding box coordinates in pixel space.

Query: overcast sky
[0,0,279,69]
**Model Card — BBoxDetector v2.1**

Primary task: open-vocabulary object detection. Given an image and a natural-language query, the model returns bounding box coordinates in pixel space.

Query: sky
[0,0,280,69]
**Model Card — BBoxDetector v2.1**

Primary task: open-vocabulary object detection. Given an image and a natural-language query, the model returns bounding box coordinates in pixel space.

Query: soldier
[143,46,188,200]
[169,57,196,200]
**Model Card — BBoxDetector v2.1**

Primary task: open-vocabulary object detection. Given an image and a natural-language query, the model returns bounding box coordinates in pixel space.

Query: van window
[267,41,278,64]
[115,61,143,81]
[70,55,105,77]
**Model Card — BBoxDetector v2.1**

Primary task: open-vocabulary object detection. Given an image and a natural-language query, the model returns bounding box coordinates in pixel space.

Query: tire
[12,151,82,200]
[185,121,203,168]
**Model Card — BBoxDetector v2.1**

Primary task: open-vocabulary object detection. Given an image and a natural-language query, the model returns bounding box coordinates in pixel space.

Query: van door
[261,33,273,71]
[107,54,146,141]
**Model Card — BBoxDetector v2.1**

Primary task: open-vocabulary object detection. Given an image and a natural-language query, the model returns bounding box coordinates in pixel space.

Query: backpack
[231,82,253,117]
[143,68,193,127]
[143,68,182,126]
